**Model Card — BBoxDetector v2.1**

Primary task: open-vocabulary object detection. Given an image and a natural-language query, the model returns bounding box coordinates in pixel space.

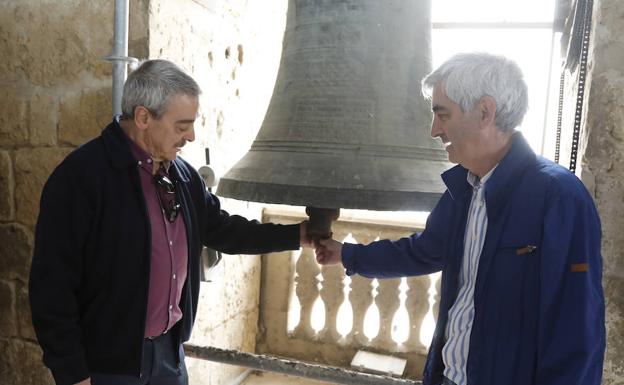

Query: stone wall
[0,0,288,382]
[582,0,624,383]
[0,1,148,384]
[548,0,624,383]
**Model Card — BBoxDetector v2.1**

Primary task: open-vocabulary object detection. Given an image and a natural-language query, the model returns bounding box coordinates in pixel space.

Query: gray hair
[422,53,528,132]
[121,59,201,120]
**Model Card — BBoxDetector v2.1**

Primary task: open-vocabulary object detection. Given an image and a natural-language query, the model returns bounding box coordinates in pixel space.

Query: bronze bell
[217,0,450,237]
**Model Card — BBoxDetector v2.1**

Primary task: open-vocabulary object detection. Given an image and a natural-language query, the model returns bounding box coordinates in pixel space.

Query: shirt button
[169,305,173,310]
[169,240,173,246]
[173,274,176,280]
[138,161,142,166]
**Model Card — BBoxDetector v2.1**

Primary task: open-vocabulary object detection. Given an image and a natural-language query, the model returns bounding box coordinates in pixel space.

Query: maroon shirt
[126,135,189,338]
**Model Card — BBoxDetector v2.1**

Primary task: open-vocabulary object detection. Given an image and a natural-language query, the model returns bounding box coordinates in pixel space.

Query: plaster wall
[145,0,288,384]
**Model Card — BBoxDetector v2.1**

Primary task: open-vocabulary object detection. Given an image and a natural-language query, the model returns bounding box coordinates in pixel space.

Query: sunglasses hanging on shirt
[153,174,181,223]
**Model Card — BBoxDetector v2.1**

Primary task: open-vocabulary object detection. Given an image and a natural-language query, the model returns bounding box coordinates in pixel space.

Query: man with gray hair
[29,59,311,385]
[316,52,605,385]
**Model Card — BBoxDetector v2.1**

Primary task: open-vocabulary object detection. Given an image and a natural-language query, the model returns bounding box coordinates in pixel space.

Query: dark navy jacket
[29,120,300,385]
[343,133,605,385]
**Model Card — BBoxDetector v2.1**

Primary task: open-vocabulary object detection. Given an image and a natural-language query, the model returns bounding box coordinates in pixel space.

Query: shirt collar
[442,132,536,208]
[466,165,497,189]
[119,119,172,175]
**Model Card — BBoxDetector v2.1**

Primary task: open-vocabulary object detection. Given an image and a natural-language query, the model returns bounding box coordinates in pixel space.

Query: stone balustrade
[258,207,440,380]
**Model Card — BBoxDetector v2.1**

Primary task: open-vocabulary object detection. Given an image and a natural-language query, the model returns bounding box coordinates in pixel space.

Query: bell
[217,0,450,236]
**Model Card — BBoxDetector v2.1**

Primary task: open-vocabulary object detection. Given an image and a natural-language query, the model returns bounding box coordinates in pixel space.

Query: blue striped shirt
[442,167,496,385]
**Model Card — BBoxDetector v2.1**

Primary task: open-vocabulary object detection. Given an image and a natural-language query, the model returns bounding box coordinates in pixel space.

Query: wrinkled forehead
[430,83,456,111]
[161,93,199,120]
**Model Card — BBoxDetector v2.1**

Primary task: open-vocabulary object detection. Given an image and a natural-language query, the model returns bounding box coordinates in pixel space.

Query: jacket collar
[441,132,537,213]
[101,119,190,183]
[102,119,136,169]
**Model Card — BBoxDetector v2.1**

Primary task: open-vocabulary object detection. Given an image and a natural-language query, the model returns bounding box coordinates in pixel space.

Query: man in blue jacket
[316,53,605,385]
[29,59,310,385]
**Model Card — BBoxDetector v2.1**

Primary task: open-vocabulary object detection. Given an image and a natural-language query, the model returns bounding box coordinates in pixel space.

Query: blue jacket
[342,133,605,385]
[29,120,300,385]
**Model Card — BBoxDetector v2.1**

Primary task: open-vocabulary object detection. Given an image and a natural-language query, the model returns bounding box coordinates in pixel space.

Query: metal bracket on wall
[554,0,593,170]
[568,0,593,173]
[557,0,593,172]
[554,72,565,164]
[199,147,222,281]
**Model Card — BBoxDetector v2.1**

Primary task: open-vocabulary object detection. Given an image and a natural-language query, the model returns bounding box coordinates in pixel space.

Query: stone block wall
[0,0,149,384]
[0,0,288,383]
[582,0,624,383]
[550,0,624,383]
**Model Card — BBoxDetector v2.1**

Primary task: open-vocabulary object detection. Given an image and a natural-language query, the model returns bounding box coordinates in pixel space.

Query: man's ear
[479,96,497,128]
[134,106,151,130]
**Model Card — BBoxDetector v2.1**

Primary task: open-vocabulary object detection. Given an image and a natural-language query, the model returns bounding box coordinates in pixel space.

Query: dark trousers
[91,333,188,385]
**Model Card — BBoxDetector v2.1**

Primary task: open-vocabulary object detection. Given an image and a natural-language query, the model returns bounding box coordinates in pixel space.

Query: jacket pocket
[490,242,540,299]
[503,244,539,256]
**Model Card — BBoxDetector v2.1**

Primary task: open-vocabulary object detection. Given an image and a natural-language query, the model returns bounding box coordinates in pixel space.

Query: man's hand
[75,378,91,385]
[315,238,343,265]
[299,221,314,248]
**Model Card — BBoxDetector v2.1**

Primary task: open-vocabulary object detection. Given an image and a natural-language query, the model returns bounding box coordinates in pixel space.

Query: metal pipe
[112,0,129,116]
[103,0,138,117]
[183,344,422,385]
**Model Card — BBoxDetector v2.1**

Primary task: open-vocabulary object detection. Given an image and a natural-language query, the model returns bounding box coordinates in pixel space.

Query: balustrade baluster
[349,274,374,347]
[406,275,434,352]
[287,250,302,333]
[391,278,411,346]
[335,275,353,341]
[373,278,401,350]
[293,247,322,339]
[318,262,345,341]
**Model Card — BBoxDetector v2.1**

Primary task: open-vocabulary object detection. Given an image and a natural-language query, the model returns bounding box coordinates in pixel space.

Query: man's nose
[430,119,442,139]
[186,127,195,142]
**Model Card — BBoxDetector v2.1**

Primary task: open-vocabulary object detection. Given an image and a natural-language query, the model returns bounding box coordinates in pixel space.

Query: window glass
[432,0,556,23]
[431,0,560,156]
